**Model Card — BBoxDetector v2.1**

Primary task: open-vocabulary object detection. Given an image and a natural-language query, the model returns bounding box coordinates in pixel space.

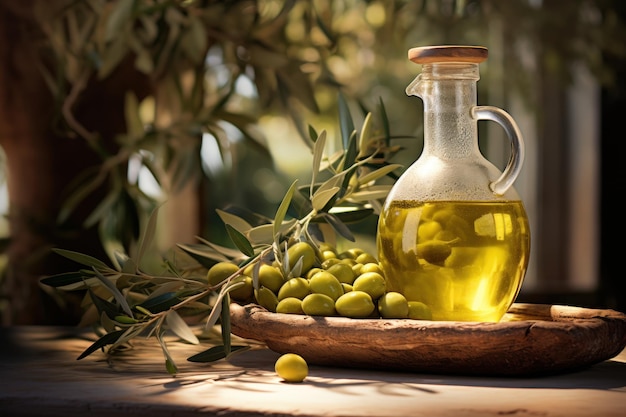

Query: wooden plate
[229,303,626,376]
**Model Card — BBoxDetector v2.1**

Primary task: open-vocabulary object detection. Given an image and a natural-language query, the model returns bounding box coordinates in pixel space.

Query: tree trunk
[0,2,150,324]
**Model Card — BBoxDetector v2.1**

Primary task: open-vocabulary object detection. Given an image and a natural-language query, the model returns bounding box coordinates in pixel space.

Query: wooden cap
[408,45,488,64]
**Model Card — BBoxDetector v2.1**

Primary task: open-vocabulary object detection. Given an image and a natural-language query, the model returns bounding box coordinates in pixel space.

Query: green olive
[286,242,316,274]
[359,262,384,276]
[416,240,452,264]
[228,275,253,301]
[352,271,386,300]
[308,271,344,301]
[325,262,356,284]
[305,267,323,280]
[339,258,357,267]
[275,353,308,382]
[207,261,239,286]
[277,277,310,300]
[258,264,285,293]
[408,301,433,320]
[321,250,337,262]
[321,258,341,269]
[345,247,364,259]
[417,220,443,240]
[351,263,363,277]
[301,293,336,316]
[335,291,375,318]
[378,292,409,318]
[255,286,279,312]
[355,252,378,265]
[276,297,304,314]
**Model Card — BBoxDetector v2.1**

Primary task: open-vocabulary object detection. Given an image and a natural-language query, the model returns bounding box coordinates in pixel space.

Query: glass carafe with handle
[376,45,531,322]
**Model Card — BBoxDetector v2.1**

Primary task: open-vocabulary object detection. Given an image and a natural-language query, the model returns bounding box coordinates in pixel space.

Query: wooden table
[1,325,625,417]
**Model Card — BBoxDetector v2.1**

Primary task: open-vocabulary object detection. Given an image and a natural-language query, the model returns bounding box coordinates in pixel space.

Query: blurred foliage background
[1,0,625,324]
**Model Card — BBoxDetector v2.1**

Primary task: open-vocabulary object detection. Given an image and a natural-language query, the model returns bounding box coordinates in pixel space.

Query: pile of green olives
[207,241,433,320]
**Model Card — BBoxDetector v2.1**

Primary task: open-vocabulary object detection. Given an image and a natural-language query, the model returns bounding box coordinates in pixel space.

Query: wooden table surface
[1,325,625,417]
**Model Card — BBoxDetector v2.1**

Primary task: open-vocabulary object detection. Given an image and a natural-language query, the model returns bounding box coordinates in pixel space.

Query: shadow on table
[227,348,626,392]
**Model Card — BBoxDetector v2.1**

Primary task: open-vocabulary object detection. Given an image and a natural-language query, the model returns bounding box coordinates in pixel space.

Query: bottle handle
[472,106,525,196]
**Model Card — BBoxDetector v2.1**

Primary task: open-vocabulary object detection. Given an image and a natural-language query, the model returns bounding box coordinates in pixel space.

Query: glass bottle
[377,46,531,322]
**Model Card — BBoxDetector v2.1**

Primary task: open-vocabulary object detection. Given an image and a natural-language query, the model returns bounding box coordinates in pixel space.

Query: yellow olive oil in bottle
[377,46,531,322]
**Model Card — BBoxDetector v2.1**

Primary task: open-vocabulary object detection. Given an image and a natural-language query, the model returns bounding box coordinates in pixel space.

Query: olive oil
[377,200,530,322]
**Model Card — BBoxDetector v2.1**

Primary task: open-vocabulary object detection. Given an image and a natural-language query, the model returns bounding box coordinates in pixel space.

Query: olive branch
[40,96,408,374]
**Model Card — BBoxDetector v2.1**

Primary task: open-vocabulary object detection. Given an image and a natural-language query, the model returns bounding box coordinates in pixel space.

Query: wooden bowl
[229,303,626,376]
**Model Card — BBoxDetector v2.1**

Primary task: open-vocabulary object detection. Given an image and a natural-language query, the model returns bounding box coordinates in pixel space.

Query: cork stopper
[408,45,488,64]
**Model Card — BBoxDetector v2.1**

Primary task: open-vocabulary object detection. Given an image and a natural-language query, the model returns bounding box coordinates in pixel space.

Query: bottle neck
[419,63,480,159]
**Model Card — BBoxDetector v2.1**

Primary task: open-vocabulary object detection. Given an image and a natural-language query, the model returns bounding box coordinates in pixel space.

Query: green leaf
[357,112,373,158]
[187,345,249,363]
[310,130,327,198]
[342,131,358,175]
[330,207,375,223]
[114,315,138,324]
[350,186,393,201]
[138,292,181,314]
[308,124,318,142]
[40,272,88,288]
[91,270,133,318]
[89,289,121,319]
[165,358,178,375]
[156,332,178,376]
[217,209,253,235]
[226,224,255,257]
[357,164,403,185]
[311,187,340,212]
[220,295,231,355]
[136,204,160,268]
[77,329,126,360]
[246,224,275,244]
[338,92,355,150]
[273,180,297,239]
[177,241,234,265]
[379,97,391,147]
[166,310,199,345]
[52,248,112,271]
[317,212,355,242]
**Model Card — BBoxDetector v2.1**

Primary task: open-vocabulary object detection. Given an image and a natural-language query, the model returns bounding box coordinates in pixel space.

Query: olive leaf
[225,224,255,257]
[378,97,391,147]
[135,203,160,268]
[88,289,121,320]
[138,292,181,314]
[357,163,403,185]
[91,269,133,318]
[310,130,327,197]
[220,295,232,355]
[357,112,373,159]
[217,209,254,236]
[273,180,297,239]
[187,345,249,363]
[40,271,91,289]
[77,329,126,360]
[52,248,113,271]
[157,332,178,376]
[337,92,355,150]
[311,187,340,212]
[166,310,200,345]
